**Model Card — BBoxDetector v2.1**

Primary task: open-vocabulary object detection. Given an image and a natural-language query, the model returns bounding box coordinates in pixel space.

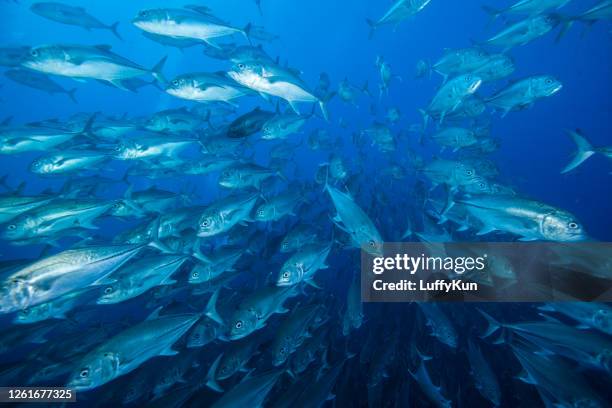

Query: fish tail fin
[151,55,168,85]
[205,353,224,393]
[418,108,429,131]
[110,22,122,41]
[366,19,376,39]
[67,88,78,104]
[361,80,371,97]
[205,288,224,325]
[147,217,172,253]
[319,99,329,122]
[562,129,595,173]
[477,309,502,338]
[556,17,574,43]
[80,112,97,137]
[244,23,253,45]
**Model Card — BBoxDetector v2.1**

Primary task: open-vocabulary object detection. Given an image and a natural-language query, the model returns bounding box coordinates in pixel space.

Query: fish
[197,193,258,237]
[30,2,121,39]
[455,194,587,241]
[96,254,187,304]
[486,75,562,116]
[228,285,297,340]
[466,339,501,406]
[276,240,333,287]
[132,7,250,48]
[325,183,384,257]
[409,359,452,408]
[420,74,482,126]
[0,243,161,313]
[5,69,77,102]
[482,0,572,22]
[366,0,432,38]
[483,14,562,50]
[165,72,252,104]
[210,370,282,408]
[67,312,200,391]
[22,44,166,90]
[227,107,275,138]
[228,60,330,121]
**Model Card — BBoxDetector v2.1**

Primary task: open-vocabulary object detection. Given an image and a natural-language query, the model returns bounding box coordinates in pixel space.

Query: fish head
[165,76,195,98]
[541,211,587,241]
[593,309,611,336]
[29,156,57,175]
[187,319,218,347]
[1,215,34,240]
[228,310,257,340]
[96,283,121,304]
[461,74,482,95]
[109,200,131,217]
[277,261,302,286]
[462,176,492,194]
[254,203,273,221]
[21,45,66,71]
[197,212,222,237]
[279,238,293,253]
[218,167,240,188]
[68,351,120,391]
[132,9,167,30]
[217,356,238,380]
[272,339,291,367]
[362,238,384,257]
[188,263,210,284]
[14,304,47,324]
[539,13,562,30]
[228,60,265,87]
[532,75,563,98]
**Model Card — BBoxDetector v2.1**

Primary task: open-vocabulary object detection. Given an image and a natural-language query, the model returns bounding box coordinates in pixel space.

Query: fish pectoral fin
[160,347,178,356]
[108,79,133,92]
[476,226,497,236]
[91,276,117,286]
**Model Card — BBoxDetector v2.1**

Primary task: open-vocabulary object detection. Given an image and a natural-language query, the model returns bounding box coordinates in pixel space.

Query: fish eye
[192,271,199,278]
[368,240,375,247]
[80,369,89,378]
[466,170,474,176]
[568,222,578,229]
[172,79,179,86]
[258,209,264,216]
[30,49,38,57]
[7,224,16,230]
[479,182,485,188]
[114,146,121,151]
[546,78,553,84]
[238,63,245,69]
[282,271,289,278]
[139,10,148,17]
[201,218,211,228]
[104,287,113,294]
[235,321,243,329]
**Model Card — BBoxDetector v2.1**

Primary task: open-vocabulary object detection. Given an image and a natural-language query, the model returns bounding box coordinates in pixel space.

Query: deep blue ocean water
[0,1,611,407]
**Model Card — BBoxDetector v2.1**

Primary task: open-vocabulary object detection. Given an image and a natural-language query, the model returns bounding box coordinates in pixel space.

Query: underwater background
[0,0,611,407]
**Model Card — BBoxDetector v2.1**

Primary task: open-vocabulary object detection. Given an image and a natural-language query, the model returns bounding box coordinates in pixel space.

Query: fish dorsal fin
[94,44,113,51]
[185,5,213,15]
[146,305,163,321]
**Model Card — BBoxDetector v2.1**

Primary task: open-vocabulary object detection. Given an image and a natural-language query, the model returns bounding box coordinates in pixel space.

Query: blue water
[0,0,611,407]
